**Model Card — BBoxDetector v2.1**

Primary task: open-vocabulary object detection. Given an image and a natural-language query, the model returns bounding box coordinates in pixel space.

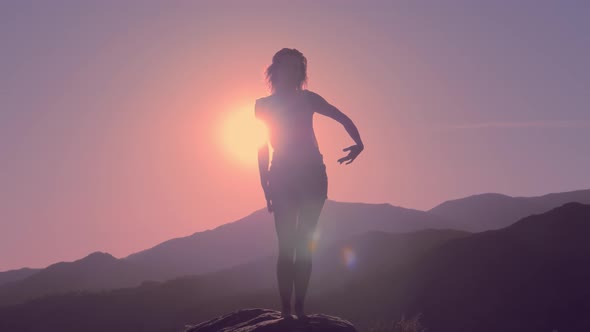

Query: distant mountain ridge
[1,189,588,309]
[0,251,153,307]
[0,267,41,287]
[428,188,590,231]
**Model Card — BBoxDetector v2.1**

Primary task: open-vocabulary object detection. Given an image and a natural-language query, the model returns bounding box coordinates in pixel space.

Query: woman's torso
[259,89,323,167]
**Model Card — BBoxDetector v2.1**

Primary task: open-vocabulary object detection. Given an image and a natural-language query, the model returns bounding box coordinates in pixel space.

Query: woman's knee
[278,243,295,261]
[295,237,314,260]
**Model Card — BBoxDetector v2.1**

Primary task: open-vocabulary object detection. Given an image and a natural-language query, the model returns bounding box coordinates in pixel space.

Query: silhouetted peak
[429,192,513,211]
[508,201,590,231]
[184,308,358,332]
[324,199,393,208]
[467,192,512,199]
[83,251,117,262]
[554,201,588,209]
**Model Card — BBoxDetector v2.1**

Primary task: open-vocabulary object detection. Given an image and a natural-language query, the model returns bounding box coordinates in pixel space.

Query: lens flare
[309,229,321,252]
[341,246,357,269]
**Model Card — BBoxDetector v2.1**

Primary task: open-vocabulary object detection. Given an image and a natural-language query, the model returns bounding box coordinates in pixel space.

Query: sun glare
[221,105,269,166]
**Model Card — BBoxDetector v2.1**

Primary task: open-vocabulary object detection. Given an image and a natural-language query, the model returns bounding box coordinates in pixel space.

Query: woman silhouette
[255,48,364,319]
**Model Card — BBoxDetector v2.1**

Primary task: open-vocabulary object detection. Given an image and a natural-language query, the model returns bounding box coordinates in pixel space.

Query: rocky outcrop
[184,308,358,332]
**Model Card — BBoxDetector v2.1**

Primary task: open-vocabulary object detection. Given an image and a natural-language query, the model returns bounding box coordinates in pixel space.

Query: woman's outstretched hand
[338,143,364,165]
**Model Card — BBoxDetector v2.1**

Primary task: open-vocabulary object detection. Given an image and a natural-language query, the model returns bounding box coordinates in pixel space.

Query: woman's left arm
[307,91,364,164]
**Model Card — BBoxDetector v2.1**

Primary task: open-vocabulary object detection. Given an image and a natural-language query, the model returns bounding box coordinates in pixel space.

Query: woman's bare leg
[293,197,326,318]
[272,196,298,318]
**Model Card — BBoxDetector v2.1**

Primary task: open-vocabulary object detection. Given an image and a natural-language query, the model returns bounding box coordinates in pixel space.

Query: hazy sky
[2,0,589,271]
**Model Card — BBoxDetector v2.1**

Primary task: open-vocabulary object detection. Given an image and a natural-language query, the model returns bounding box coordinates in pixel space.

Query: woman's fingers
[338,155,352,164]
[338,145,362,164]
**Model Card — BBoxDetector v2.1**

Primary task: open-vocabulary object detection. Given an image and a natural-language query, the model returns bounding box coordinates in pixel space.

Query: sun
[220,104,269,166]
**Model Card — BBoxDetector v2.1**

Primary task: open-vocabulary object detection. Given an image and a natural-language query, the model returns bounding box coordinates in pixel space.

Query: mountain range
[0,200,453,306]
[428,188,590,231]
[0,202,588,331]
[0,189,589,331]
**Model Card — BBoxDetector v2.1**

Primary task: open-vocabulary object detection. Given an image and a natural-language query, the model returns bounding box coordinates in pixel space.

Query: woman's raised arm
[307,91,364,164]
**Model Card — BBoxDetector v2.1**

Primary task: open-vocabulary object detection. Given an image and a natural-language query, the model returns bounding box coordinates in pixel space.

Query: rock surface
[184,308,358,332]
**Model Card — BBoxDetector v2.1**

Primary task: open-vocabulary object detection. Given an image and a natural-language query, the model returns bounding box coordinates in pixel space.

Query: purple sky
[1,0,589,271]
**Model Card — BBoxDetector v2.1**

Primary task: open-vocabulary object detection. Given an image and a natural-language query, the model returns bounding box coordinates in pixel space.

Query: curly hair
[265,48,308,93]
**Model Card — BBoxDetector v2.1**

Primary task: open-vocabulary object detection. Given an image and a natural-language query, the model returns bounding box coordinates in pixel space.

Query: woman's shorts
[268,157,328,205]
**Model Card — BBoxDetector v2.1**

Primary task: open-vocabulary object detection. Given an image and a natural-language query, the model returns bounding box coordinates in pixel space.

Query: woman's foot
[294,301,307,319]
[280,306,293,320]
